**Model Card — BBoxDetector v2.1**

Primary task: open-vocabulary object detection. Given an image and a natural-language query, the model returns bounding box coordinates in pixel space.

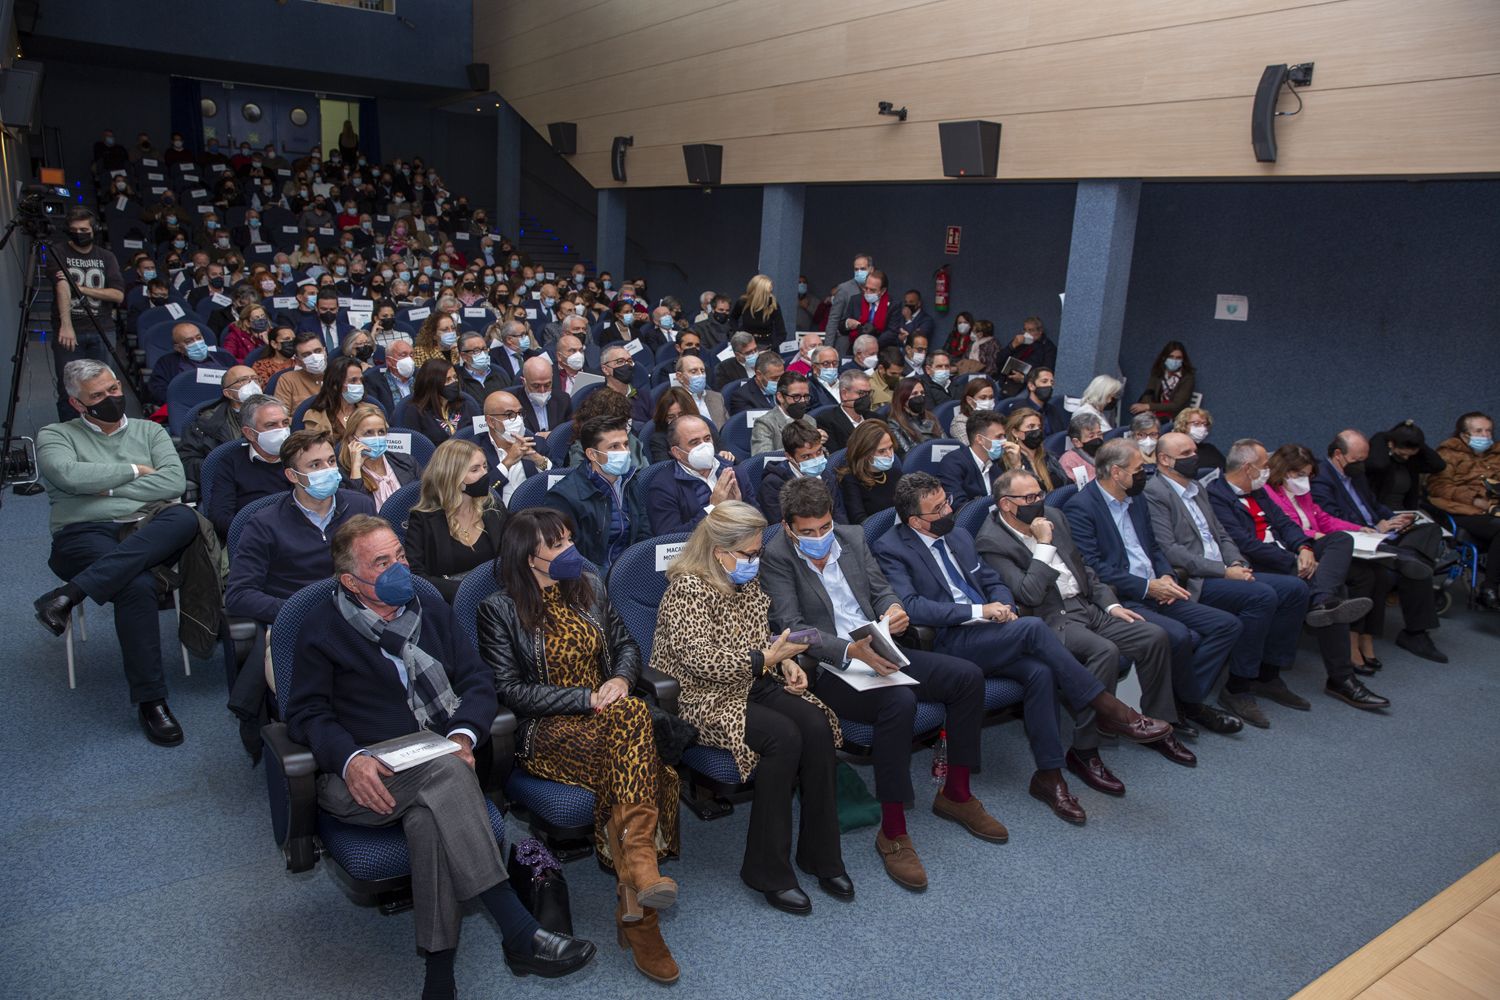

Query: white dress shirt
[918,531,986,621]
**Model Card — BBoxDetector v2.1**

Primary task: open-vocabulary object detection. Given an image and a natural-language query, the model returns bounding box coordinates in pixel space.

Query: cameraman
[50,208,124,421]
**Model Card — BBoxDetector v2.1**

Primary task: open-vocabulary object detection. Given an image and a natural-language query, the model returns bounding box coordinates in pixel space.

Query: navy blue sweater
[206,442,292,538]
[224,490,376,624]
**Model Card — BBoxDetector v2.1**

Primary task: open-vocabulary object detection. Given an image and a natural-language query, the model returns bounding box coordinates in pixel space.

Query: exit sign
[944,226,961,255]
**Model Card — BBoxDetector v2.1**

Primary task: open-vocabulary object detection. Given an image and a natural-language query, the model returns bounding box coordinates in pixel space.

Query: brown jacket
[1428,437,1500,517]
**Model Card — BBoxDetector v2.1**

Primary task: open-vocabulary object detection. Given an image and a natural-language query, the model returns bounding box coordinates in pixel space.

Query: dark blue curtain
[358,98,381,164]
[168,77,203,153]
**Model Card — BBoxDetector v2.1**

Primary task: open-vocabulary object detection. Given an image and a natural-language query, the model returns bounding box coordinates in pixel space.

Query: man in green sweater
[34,360,199,746]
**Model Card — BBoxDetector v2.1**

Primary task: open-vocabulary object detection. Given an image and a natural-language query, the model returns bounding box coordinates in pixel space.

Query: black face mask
[353,345,374,362]
[318,310,339,324]
[376,317,393,329]
[462,477,490,498]
[1342,459,1365,477]
[149,295,168,306]
[1169,454,1200,480]
[440,382,463,403]
[83,393,125,423]
[1022,429,1045,450]
[1014,500,1046,524]
[611,362,636,384]
[906,395,929,415]
[71,231,95,249]
[1033,385,1054,402]
[785,401,809,421]
[208,276,225,289]
[925,514,955,537]
[852,395,873,417]
[713,311,729,323]
[276,342,296,358]
[1122,467,1148,497]
[1080,437,1103,457]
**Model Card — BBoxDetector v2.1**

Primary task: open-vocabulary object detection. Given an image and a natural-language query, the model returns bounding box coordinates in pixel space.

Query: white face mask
[565,351,585,371]
[527,390,552,408]
[972,397,995,411]
[394,356,415,378]
[254,425,290,455]
[956,322,971,334]
[236,381,263,403]
[1188,424,1210,443]
[860,354,877,371]
[1138,436,1157,455]
[1251,468,1271,491]
[500,416,526,440]
[301,352,327,375]
[910,352,926,366]
[1285,475,1311,496]
[684,441,715,471]
[1022,332,1036,345]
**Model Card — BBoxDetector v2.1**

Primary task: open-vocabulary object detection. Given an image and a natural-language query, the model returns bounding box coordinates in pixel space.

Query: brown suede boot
[611,801,678,922]
[617,900,680,984]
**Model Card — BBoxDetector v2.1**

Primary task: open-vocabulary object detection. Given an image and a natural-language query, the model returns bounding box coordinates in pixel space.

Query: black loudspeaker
[937,120,1002,178]
[611,136,633,183]
[1252,63,1290,162]
[547,122,577,155]
[682,143,723,185]
[465,62,490,91]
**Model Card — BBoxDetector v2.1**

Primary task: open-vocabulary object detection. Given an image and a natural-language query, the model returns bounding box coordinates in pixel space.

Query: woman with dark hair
[837,419,902,520]
[945,311,977,367]
[1365,419,1446,512]
[947,377,996,445]
[477,509,681,983]
[886,377,939,457]
[1130,341,1196,421]
[302,355,366,437]
[411,309,462,370]
[408,358,479,444]
[648,387,695,464]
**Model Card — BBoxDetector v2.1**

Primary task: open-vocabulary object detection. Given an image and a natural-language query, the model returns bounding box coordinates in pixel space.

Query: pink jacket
[1264,483,1365,536]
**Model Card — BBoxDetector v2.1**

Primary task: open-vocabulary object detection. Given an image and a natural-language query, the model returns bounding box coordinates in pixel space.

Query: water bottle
[931,728,948,784]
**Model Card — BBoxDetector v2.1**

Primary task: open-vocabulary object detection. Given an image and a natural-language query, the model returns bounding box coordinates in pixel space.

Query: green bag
[832,761,880,832]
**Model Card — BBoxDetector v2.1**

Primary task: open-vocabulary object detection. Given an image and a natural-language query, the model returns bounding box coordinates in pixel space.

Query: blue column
[596,189,627,279]
[758,184,805,334]
[1056,180,1142,396]
[495,102,522,240]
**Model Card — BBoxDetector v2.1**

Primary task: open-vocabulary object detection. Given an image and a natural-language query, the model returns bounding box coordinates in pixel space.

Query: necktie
[934,539,983,604]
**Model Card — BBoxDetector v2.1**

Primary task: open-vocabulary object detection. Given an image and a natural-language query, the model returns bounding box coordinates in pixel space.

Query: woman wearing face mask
[887,377,940,458]
[1128,412,1161,472]
[303,356,368,437]
[945,311,977,365]
[478,508,682,983]
[411,312,463,369]
[1059,412,1105,485]
[729,274,788,350]
[1171,406,1225,474]
[1000,409,1063,492]
[1130,341,1196,421]
[1265,444,1392,668]
[653,501,847,916]
[403,439,509,603]
[251,324,299,384]
[647,388,693,465]
[836,419,903,521]
[948,377,997,445]
[292,237,324,269]
[1073,374,1123,433]
[335,403,418,508]
[223,303,272,363]
[1429,412,1500,610]
[408,358,479,445]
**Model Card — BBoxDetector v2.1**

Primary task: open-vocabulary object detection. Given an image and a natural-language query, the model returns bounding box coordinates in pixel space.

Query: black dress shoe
[1304,597,1373,628]
[1325,676,1391,711]
[817,874,855,898]
[138,700,184,746]
[763,887,812,914]
[1183,701,1244,735]
[1172,719,1199,740]
[34,587,76,637]
[1218,689,1270,729]
[504,928,597,978]
[1362,656,1384,671]
[1396,629,1448,664]
[1352,661,1379,677]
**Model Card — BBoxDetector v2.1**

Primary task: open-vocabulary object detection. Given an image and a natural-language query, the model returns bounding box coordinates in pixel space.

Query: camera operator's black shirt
[52,243,124,334]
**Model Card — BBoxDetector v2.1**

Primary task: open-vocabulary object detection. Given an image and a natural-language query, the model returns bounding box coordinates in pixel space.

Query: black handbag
[650,704,698,766]
[506,838,573,935]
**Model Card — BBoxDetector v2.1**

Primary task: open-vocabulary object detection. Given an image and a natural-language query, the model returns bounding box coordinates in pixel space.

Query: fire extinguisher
[934,264,951,314]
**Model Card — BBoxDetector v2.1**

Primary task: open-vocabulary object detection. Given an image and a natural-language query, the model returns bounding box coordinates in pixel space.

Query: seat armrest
[261,722,319,872]
[898,625,936,651]
[639,664,679,715]
[483,706,517,794]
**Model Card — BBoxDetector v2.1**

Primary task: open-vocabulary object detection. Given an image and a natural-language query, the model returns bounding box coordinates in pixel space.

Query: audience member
[412,311,463,370]
[205,395,295,538]
[1059,411,1104,486]
[516,356,572,439]
[1428,412,1500,608]
[887,377,940,457]
[336,403,419,507]
[758,421,848,525]
[252,324,298,385]
[824,252,873,348]
[1129,412,1160,470]
[999,408,1063,493]
[222,302,273,362]
[179,364,258,485]
[868,347,905,409]
[475,390,550,503]
[714,331,759,389]
[837,420,902,521]
[566,384,648,469]
[545,415,648,573]
[897,288,936,345]
[751,371,818,456]
[784,332,822,377]
[1365,419,1445,512]
[1172,407,1224,474]
[729,351,784,416]
[948,377,996,445]
[1130,342,1197,421]
[695,295,735,354]
[999,365,1067,436]
[992,316,1055,395]
[729,274,788,348]
[150,321,234,402]
[938,410,1006,506]
[648,414,741,535]
[1073,375,1122,433]
[847,269,902,348]
[806,346,842,410]
[408,358,480,445]
[919,349,955,407]
[273,331,329,410]
[406,439,508,602]
[816,369,873,451]
[302,356,367,436]
[455,331,510,406]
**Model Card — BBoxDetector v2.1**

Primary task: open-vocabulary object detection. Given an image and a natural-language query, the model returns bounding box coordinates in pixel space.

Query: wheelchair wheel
[1435,587,1453,617]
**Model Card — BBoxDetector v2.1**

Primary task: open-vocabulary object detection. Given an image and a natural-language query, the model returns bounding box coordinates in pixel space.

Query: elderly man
[785,332,823,377]
[516,355,572,439]
[34,361,200,745]
[205,395,294,538]
[824,251,874,352]
[488,318,534,384]
[149,321,235,403]
[713,331,760,389]
[378,336,417,401]
[1429,411,1500,609]
[846,334,880,376]
[178,364,259,486]
[476,390,551,505]
[807,346,842,409]
[637,353,726,426]
[552,318,592,394]
[693,294,734,352]
[599,343,642,404]
[455,331,510,407]
[286,516,595,993]
[647,414,741,535]
[729,351,783,416]
[816,369,873,452]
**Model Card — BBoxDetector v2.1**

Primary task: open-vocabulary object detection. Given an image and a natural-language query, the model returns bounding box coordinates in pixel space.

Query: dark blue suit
[999,393,1069,438]
[872,521,1104,770]
[1065,481,1240,704]
[647,461,719,536]
[294,314,355,353]
[937,445,996,507]
[729,380,778,416]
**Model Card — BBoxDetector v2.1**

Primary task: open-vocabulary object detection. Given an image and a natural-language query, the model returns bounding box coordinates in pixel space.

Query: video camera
[14,182,72,238]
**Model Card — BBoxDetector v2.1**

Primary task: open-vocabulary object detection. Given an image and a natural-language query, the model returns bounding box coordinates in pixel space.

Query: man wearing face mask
[816,370,873,452]
[850,270,903,352]
[999,366,1067,437]
[179,365,259,487]
[1146,433,1325,729]
[477,391,551,505]
[751,372,818,457]
[713,332,759,390]
[758,422,848,525]
[1204,439,1389,711]
[34,362,203,746]
[185,263,229,312]
[825,252,874,351]
[898,289,935,345]
[919,350,956,408]
[455,331,511,407]
[516,355,573,440]
[939,411,1009,506]
[1059,412,1105,486]
[296,287,352,353]
[993,316,1056,396]
[692,294,735,353]
[275,332,330,411]
[647,354,726,428]
[729,352,784,416]
[805,346,842,410]
[599,344,642,403]
[204,396,295,538]
[377,337,418,402]
[648,415,742,535]
[50,209,126,420]
[149,321,234,404]
[1429,412,1500,609]
[978,469,1193,785]
[126,278,174,335]
[544,415,648,574]
[488,319,535,384]
[552,323,592,396]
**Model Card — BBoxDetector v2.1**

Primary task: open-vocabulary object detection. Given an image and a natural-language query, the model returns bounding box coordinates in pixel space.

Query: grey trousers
[318,753,507,952]
[1043,597,1175,750]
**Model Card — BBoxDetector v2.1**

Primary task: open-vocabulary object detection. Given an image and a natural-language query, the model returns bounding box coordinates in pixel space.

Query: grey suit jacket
[750,407,815,456]
[760,524,898,667]
[975,506,1117,618]
[1143,473,1244,598]
[823,278,862,340]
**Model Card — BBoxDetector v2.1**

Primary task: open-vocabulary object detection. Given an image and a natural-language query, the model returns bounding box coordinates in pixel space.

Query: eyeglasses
[919,494,954,518]
[782,393,811,403]
[1002,492,1044,504]
[489,409,521,420]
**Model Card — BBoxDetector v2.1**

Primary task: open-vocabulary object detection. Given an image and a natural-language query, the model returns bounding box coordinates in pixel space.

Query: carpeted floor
[2,336,1497,1000]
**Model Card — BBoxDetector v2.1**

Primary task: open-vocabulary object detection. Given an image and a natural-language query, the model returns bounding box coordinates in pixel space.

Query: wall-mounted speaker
[682,143,723,186]
[1252,64,1290,162]
[0,60,44,132]
[937,120,1001,178]
[547,122,577,155]
[611,135,633,183]
[465,62,490,92]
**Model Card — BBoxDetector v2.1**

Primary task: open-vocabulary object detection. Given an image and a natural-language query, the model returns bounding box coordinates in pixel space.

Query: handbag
[799,761,881,833]
[649,704,698,766]
[506,838,573,935]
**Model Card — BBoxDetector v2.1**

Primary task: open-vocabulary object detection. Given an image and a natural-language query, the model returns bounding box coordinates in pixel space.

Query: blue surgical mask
[797,282,808,294]
[142,268,157,281]
[517,335,532,352]
[620,312,635,326]
[342,383,365,404]
[470,352,491,372]
[931,369,951,385]
[765,379,779,396]
[356,561,414,606]
[298,466,343,500]
[984,436,1004,460]
[335,265,347,276]
[543,296,556,309]
[688,374,707,394]
[399,270,412,283]
[727,556,759,585]
[817,368,838,386]
[853,268,869,284]
[439,331,458,348]
[1470,436,1494,453]
[659,314,674,331]
[872,454,895,472]
[799,455,828,477]
[1164,357,1183,372]
[602,279,613,291]
[185,340,210,362]
[595,449,632,477]
[422,266,434,277]
[357,435,388,458]
[796,528,836,560]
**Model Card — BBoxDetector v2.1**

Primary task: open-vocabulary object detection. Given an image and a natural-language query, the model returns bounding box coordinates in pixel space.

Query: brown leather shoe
[616,902,680,984]
[875,831,928,890]
[1065,748,1124,796]
[1149,733,1198,767]
[931,791,1009,843]
[1095,710,1173,745]
[1029,771,1087,825]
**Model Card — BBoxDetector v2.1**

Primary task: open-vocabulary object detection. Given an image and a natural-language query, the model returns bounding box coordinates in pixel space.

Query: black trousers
[1306,531,1355,605]
[1452,514,1500,587]
[47,505,199,704]
[740,676,845,892]
[811,647,983,806]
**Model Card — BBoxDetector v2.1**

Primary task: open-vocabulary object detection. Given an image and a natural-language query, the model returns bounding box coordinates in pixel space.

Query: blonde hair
[743,274,777,317]
[336,403,391,487]
[1002,408,1054,490]
[413,438,493,531]
[1173,406,1213,432]
[667,500,766,598]
[1081,374,1123,410]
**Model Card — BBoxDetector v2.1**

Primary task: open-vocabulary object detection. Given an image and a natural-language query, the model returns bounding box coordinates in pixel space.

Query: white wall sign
[1214,294,1248,321]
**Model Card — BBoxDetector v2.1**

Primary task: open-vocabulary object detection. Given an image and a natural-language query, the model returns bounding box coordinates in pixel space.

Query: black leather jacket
[475,576,642,758]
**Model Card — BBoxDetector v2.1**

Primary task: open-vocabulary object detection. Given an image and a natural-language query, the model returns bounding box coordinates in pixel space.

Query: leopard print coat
[653,572,841,781]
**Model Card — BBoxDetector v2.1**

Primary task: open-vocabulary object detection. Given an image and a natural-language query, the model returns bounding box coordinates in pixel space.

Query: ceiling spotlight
[877,101,908,122]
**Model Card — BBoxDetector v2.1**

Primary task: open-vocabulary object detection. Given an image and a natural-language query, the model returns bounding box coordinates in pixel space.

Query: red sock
[943,765,972,803]
[880,801,907,839]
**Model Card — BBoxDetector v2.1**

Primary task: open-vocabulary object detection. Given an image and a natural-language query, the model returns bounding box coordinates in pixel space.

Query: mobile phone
[771,628,819,646]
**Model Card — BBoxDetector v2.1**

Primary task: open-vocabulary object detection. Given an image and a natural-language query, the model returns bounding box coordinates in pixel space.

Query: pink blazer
[1264,483,1365,536]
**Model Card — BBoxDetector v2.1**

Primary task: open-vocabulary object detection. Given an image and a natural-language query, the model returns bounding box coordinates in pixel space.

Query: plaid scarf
[335,587,461,732]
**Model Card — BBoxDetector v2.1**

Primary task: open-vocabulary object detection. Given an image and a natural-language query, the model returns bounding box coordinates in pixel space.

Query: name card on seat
[463,307,488,317]
[547,473,566,487]
[623,338,643,356]
[121,239,144,250]
[779,339,798,353]
[472,415,489,434]
[654,541,686,572]
[273,296,297,309]
[406,307,431,321]
[196,205,213,214]
[745,409,768,428]
[190,188,207,199]
[350,298,374,311]
[196,367,226,384]
[931,444,959,461]
[717,345,735,361]
[385,432,413,455]
[318,227,334,236]
[253,243,272,253]
[141,158,159,167]
[166,302,186,319]
[376,214,390,222]
[282,225,298,234]
[211,293,232,307]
